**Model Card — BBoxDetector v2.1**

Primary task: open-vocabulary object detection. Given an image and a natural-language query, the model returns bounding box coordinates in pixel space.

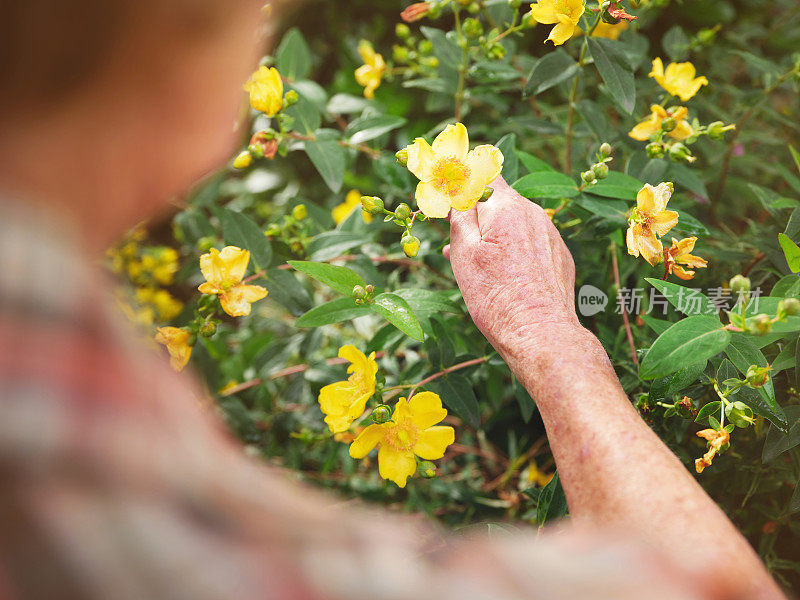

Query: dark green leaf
[537,471,568,526]
[305,139,346,192]
[639,316,730,380]
[346,115,407,144]
[584,171,642,200]
[426,373,480,428]
[587,38,636,114]
[513,172,578,199]
[288,260,367,295]
[307,232,364,261]
[220,208,272,271]
[275,28,312,80]
[645,278,718,316]
[295,297,371,327]
[524,50,579,96]
[370,293,424,341]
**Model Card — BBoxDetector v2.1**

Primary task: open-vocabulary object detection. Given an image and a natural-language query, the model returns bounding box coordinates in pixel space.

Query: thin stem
[611,242,639,365]
[453,7,470,121]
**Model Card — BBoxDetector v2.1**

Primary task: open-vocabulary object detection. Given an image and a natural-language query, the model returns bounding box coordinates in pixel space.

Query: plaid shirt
[0,200,710,600]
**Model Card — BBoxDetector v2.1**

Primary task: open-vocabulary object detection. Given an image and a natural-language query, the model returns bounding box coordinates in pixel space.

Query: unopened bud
[749,314,773,336]
[395,203,412,220]
[581,170,597,184]
[479,187,494,202]
[402,235,420,258]
[646,142,665,159]
[487,43,506,60]
[352,285,367,300]
[418,40,433,55]
[729,274,751,295]
[417,460,437,478]
[592,163,609,179]
[668,142,694,163]
[284,90,299,106]
[725,401,755,427]
[365,284,374,295]
[371,405,392,424]
[745,365,771,388]
[395,23,411,39]
[232,151,253,169]
[393,45,410,62]
[292,204,307,221]
[361,195,385,214]
[661,117,677,132]
[199,321,217,337]
[778,297,800,317]
[599,142,613,157]
[395,148,409,167]
[463,17,483,38]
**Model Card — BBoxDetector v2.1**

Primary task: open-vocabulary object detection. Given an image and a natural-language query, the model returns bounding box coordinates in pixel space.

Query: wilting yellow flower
[529,0,585,46]
[520,460,554,488]
[318,345,378,433]
[243,66,284,116]
[198,246,268,317]
[695,428,729,473]
[155,326,193,372]
[218,380,239,394]
[591,20,628,40]
[355,40,385,99]
[402,123,504,218]
[649,58,708,102]
[665,237,708,280]
[629,105,693,141]
[626,183,679,266]
[349,392,455,488]
[332,189,373,224]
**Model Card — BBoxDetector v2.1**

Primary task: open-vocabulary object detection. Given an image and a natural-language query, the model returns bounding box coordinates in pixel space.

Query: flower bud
[778,297,800,317]
[479,187,494,202]
[487,43,506,60]
[646,142,665,159]
[352,285,367,300]
[232,151,253,169]
[592,163,609,179]
[291,204,307,221]
[265,224,281,237]
[394,203,412,221]
[418,40,434,55]
[417,461,437,478]
[401,1,432,22]
[668,142,695,163]
[463,17,483,38]
[197,236,217,252]
[395,148,409,167]
[661,116,677,132]
[745,365,771,388]
[395,23,411,39]
[600,1,620,24]
[599,142,613,157]
[365,284,374,295]
[402,235,420,258]
[729,274,751,295]
[725,401,755,427]
[371,405,392,424]
[361,195,385,215]
[749,314,773,336]
[283,90,299,106]
[581,170,597,184]
[393,45,410,62]
[199,321,217,337]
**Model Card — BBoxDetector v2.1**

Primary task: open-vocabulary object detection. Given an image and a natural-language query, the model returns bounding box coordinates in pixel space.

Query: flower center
[383,420,419,452]
[432,156,471,198]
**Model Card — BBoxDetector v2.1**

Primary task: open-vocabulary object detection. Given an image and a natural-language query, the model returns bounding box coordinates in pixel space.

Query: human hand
[446,176,588,364]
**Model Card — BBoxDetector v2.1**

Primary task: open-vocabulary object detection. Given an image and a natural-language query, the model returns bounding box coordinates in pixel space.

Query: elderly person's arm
[447,177,784,600]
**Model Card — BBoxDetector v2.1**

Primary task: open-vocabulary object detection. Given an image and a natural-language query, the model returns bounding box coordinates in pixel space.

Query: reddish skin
[447,176,785,600]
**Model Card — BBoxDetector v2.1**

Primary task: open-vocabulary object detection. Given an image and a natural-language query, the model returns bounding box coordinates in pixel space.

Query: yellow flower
[155,326,193,372]
[520,460,554,488]
[591,20,628,40]
[529,0,586,46]
[694,428,729,474]
[332,189,373,224]
[219,380,239,395]
[626,183,679,266]
[349,392,455,488]
[665,237,708,280]
[152,248,179,285]
[629,104,694,142]
[402,123,504,218]
[355,40,385,99]
[197,246,268,317]
[318,345,378,433]
[649,58,708,102]
[243,66,284,116]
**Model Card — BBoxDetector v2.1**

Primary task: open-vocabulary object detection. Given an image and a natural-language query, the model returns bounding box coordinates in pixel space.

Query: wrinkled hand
[446,177,585,363]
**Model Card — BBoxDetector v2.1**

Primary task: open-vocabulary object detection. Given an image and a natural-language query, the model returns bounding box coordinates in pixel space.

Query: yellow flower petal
[413,425,455,460]
[378,445,417,487]
[529,0,558,24]
[628,119,659,141]
[155,327,192,372]
[432,123,469,161]
[349,424,385,458]
[199,248,226,285]
[406,138,437,182]
[319,381,356,416]
[219,246,250,283]
[198,282,222,295]
[547,19,577,46]
[636,185,658,215]
[448,176,485,212]
[408,391,448,429]
[650,210,679,237]
[649,57,665,82]
[415,180,453,219]
[240,284,268,302]
[465,145,504,186]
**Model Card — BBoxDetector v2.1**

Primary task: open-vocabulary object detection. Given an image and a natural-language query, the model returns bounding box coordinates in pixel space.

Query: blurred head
[0,0,278,250]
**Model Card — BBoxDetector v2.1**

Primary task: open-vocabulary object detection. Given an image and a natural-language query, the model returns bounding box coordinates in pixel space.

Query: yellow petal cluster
[649,58,708,102]
[155,326,193,372]
[355,40,385,99]
[629,105,693,142]
[332,189,373,224]
[197,246,268,317]
[695,428,729,473]
[402,123,504,218]
[664,237,708,280]
[243,66,284,116]
[529,0,585,46]
[349,392,455,488]
[626,183,679,266]
[318,345,378,433]
[591,20,628,40]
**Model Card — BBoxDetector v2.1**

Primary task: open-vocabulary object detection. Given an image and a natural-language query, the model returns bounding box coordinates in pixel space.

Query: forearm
[502,325,783,600]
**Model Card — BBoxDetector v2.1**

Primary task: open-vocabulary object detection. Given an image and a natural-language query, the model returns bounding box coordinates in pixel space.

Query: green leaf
[496,133,519,183]
[695,401,722,423]
[641,315,673,335]
[584,171,642,200]
[370,293,424,341]
[513,172,578,199]
[295,297,371,327]
[286,95,322,134]
[586,38,636,114]
[393,288,461,314]
[639,316,730,380]
[514,378,537,423]
[346,115,407,145]
[288,260,366,296]
[516,151,555,174]
[574,196,628,224]
[524,50,579,96]
[307,232,364,261]
[220,208,272,271]
[263,268,311,316]
[420,26,461,69]
[645,278,718,316]
[305,139,346,192]
[778,233,800,273]
[275,28,312,81]
[537,471,568,526]
[649,361,706,400]
[726,333,785,430]
[762,407,800,462]
[426,373,480,428]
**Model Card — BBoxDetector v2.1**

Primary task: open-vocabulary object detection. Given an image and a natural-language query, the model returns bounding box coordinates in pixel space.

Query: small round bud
[265,224,281,237]
[248,143,265,159]
[778,297,800,317]
[749,314,773,336]
[463,17,483,38]
[706,121,725,140]
[725,401,755,427]
[393,45,410,62]
[521,12,536,28]
[283,90,299,106]
[745,365,771,388]
[291,204,307,221]
[199,321,217,337]
[668,142,694,163]
[371,405,392,424]
[395,23,411,39]
[402,235,420,258]
[729,274,751,295]
[591,163,609,179]
[479,187,494,202]
[232,151,253,169]
[395,203,412,221]
[468,2,480,13]
[427,4,442,18]
[660,117,677,132]
[599,142,613,157]
[197,236,216,252]
[395,148,409,167]
[361,195,385,215]
[417,461,437,478]
[418,40,434,55]
[352,285,367,300]
[487,43,506,60]
[365,284,374,295]
[422,56,439,68]
[646,142,665,159]
[581,170,597,184]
